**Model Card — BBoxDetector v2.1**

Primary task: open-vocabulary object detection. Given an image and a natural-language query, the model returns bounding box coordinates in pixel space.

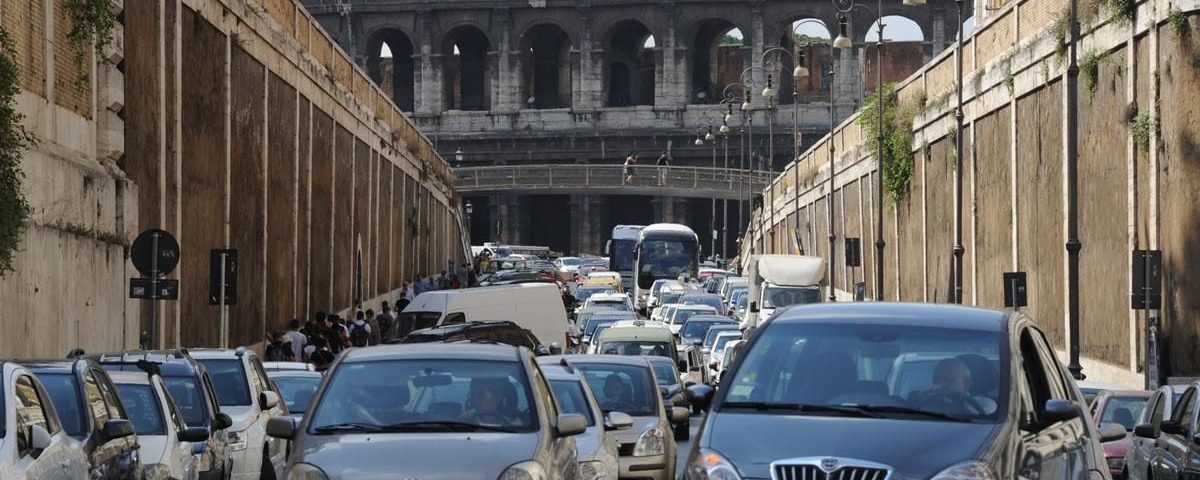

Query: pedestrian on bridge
[655,152,669,186]
[623,153,637,184]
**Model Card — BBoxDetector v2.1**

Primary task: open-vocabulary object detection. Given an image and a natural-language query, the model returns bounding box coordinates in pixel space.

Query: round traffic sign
[130,229,180,277]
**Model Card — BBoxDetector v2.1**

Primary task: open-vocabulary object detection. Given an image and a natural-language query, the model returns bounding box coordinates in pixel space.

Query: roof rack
[559,357,575,374]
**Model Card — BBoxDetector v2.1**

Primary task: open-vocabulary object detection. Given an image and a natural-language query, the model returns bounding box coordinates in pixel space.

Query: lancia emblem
[820,458,839,472]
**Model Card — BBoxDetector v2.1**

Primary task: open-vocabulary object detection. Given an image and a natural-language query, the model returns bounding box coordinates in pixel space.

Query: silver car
[267,343,588,479]
[538,358,632,480]
[557,355,690,480]
[0,362,89,480]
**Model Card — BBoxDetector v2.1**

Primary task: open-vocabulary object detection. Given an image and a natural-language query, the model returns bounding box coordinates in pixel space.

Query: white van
[397,283,569,347]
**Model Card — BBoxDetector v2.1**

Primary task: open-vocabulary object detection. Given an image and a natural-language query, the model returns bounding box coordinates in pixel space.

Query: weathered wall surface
[123,0,463,349]
[0,1,139,357]
[750,0,1200,384]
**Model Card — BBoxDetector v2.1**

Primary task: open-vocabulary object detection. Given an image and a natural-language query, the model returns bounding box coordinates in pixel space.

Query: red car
[1090,389,1151,479]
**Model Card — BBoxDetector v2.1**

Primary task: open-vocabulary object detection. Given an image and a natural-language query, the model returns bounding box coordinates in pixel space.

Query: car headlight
[143,463,170,480]
[930,460,998,480]
[227,429,248,451]
[498,461,548,480]
[633,427,666,457]
[579,460,611,480]
[686,448,742,480]
[1107,456,1125,470]
[287,462,330,480]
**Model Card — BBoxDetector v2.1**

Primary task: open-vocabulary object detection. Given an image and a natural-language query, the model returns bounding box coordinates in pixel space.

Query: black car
[95,350,234,480]
[1137,380,1200,479]
[25,358,142,480]
[685,303,1120,480]
[392,320,541,350]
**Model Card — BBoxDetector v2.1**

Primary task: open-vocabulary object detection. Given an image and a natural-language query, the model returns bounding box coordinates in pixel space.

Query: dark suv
[94,350,234,480]
[25,358,142,480]
[392,321,541,350]
[685,303,1121,480]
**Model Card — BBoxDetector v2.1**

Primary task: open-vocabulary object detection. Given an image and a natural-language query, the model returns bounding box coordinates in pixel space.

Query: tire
[260,448,277,480]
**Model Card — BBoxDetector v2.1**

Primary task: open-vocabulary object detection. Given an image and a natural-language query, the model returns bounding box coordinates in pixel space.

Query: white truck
[744,254,825,328]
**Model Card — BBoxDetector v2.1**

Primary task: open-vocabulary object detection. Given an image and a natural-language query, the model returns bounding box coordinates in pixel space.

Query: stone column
[931,11,947,62]
[511,196,529,245]
[495,8,518,113]
[652,197,665,223]
[488,195,501,243]
[750,2,766,108]
[576,6,601,111]
[569,196,583,254]
[416,10,438,115]
[588,197,607,254]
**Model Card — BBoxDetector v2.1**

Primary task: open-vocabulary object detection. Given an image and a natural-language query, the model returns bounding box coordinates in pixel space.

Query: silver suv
[267,343,588,479]
[538,358,632,480]
[0,362,89,479]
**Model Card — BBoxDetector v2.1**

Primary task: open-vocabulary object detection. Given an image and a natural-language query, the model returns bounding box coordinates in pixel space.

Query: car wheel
[260,449,277,480]
[674,422,690,441]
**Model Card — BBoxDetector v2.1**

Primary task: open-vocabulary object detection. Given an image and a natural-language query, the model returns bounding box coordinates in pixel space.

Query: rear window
[1101,396,1149,430]
[162,377,208,427]
[38,374,85,437]
[115,384,166,435]
[549,380,595,427]
[196,359,251,406]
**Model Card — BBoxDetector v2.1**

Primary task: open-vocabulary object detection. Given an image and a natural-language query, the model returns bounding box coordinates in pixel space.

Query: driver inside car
[910,358,997,415]
[459,379,521,427]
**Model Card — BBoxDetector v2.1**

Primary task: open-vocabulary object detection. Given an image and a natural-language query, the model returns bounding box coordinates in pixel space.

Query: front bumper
[618,453,672,480]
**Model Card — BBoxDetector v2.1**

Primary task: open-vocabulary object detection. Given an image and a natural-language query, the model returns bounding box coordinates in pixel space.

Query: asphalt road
[675,413,704,478]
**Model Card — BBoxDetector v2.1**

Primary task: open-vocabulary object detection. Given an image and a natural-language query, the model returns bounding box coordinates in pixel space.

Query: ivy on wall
[63,0,119,84]
[0,27,35,275]
[858,84,922,204]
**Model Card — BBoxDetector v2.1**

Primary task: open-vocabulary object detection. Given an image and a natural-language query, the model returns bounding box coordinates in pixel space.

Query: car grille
[773,465,889,480]
[618,442,636,456]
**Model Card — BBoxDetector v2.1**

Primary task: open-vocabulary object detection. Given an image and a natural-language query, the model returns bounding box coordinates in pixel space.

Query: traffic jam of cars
[0,223,1178,480]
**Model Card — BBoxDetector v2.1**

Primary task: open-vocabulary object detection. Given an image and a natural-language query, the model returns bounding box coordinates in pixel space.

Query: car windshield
[577,288,613,303]
[681,295,723,312]
[598,341,673,358]
[162,377,208,427]
[1101,396,1149,430]
[761,286,823,308]
[39,373,85,437]
[308,360,538,433]
[735,296,748,310]
[397,312,444,335]
[272,376,322,414]
[637,239,699,289]
[576,364,659,417]
[196,359,251,406]
[649,360,679,386]
[660,291,685,304]
[672,309,715,325]
[722,322,1006,422]
[561,258,581,266]
[549,380,595,427]
[592,300,628,310]
[682,320,729,340]
[714,335,740,353]
[704,327,739,348]
[585,319,619,336]
[115,384,166,435]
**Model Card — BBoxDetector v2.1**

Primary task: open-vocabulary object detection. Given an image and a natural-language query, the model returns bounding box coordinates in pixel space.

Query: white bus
[633,224,699,312]
[606,225,644,293]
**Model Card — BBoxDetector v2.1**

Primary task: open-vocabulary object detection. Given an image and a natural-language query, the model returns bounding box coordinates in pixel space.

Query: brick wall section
[51,0,92,118]
[3,0,47,96]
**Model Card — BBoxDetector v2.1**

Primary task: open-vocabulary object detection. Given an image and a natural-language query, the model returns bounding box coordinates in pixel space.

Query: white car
[0,362,88,480]
[191,348,288,480]
[665,305,719,336]
[261,362,316,372]
[645,280,682,309]
[584,292,635,311]
[110,371,208,480]
[555,256,582,274]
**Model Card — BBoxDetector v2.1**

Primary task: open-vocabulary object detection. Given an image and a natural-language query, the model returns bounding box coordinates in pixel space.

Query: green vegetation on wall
[1130,113,1159,155]
[63,0,119,84]
[0,27,35,276]
[1081,51,1101,100]
[858,84,922,204]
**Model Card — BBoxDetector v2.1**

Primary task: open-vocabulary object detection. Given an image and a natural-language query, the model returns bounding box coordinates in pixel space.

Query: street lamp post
[465,201,474,243]
[720,93,738,260]
[1066,0,1084,380]
[455,148,464,168]
[835,0,885,301]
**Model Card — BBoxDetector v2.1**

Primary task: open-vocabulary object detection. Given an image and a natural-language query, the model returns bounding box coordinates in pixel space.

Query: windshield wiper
[848,405,974,422]
[380,421,520,433]
[721,402,882,418]
[312,422,385,434]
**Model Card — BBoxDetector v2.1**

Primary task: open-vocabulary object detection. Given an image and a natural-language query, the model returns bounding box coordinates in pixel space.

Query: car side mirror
[266,416,298,440]
[260,390,280,410]
[25,425,52,458]
[605,412,634,431]
[1042,399,1080,424]
[534,345,552,356]
[1192,432,1200,446]
[178,426,210,443]
[1133,423,1159,439]
[1099,423,1127,443]
[554,413,588,437]
[104,418,136,439]
[670,406,691,423]
[709,361,719,370]
[214,412,234,430]
[687,384,715,411]
[1161,420,1186,435]
[749,301,759,313]
[677,359,688,371]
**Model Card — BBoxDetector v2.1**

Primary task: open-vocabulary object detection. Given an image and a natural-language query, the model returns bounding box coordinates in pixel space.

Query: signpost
[1132,250,1163,390]
[129,229,180,349]
[1003,272,1027,309]
[845,238,862,267]
[210,249,238,349]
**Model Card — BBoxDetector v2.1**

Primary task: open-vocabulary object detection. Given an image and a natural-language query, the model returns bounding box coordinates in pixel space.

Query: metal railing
[453,164,774,200]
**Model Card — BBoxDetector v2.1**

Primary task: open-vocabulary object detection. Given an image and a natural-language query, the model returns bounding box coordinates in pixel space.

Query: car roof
[107,371,153,385]
[1100,390,1152,398]
[599,325,674,341]
[674,305,717,311]
[20,359,85,374]
[341,343,524,363]
[542,354,652,368]
[539,363,585,381]
[187,348,256,360]
[768,302,1008,332]
[590,293,628,300]
[686,315,735,322]
[265,370,323,380]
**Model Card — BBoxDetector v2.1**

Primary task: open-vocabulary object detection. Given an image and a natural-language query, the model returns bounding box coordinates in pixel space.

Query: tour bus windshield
[611,240,637,273]
[637,239,698,289]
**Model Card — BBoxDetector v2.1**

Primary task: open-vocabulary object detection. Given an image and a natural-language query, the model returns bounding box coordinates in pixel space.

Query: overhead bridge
[455,165,773,200]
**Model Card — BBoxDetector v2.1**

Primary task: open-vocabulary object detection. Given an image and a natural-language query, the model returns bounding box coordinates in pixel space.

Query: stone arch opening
[778,18,832,105]
[520,24,572,109]
[690,20,745,105]
[605,20,656,107]
[864,15,926,43]
[442,25,492,111]
[861,16,927,94]
[366,29,415,112]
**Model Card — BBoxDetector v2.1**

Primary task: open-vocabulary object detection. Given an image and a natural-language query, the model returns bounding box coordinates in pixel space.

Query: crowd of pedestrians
[263,264,479,371]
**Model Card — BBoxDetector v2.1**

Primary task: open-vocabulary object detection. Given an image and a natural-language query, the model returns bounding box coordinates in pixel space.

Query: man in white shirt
[285,319,307,361]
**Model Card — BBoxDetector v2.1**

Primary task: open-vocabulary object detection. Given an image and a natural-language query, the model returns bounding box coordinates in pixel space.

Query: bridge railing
[454,164,775,197]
